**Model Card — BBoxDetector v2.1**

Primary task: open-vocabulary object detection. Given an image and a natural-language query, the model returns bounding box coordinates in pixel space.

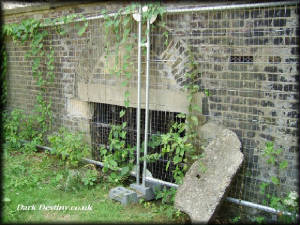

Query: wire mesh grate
[90,102,185,183]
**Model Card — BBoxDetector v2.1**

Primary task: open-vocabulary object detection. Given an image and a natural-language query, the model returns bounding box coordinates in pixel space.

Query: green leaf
[3,197,11,202]
[204,89,210,96]
[121,80,128,87]
[190,115,198,126]
[271,176,280,185]
[78,26,87,36]
[124,99,130,108]
[120,166,130,176]
[119,110,126,118]
[166,161,170,171]
[176,113,186,119]
[173,155,182,164]
[124,90,130,99]
[192,104,202,113]
[110,160,118,168]
[279,160,288,169]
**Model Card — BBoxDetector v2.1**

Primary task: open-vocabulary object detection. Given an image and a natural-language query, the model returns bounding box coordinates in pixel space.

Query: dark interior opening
[90,102,186,183]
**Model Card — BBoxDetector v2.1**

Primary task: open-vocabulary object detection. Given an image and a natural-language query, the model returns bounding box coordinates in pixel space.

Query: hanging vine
[2,14,88,144]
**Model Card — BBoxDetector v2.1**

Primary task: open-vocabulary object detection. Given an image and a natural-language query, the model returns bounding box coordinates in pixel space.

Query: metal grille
[230,56,254,63]
[90,102,185,183]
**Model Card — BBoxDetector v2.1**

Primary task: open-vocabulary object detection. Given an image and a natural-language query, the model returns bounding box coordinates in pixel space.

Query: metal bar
[142,18,151,187]
[226,197,298,217]
[39,1,299,27]
[136,5,142,185]
[165,1,299,13]
[41,9,135,27]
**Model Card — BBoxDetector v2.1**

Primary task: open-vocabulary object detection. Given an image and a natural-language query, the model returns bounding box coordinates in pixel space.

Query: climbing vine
[98,3,209,187]
[2,14,88,144]
[100,4,167,182]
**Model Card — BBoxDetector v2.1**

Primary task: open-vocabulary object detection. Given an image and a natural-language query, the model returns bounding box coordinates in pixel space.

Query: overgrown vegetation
[2,150,187,223]
[48,128,90,167]
[230,141,299,224]
[99,3,205,186]
[1,4,191,222]
[255,142,299,223]
[1,14,88,143]
[1,3,208,222]
[2,3,298,224]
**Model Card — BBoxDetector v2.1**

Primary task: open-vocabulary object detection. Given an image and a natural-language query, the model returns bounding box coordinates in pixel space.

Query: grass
[2,150,189,223]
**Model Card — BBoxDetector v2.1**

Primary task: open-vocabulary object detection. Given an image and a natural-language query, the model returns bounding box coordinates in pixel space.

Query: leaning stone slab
[174,126,243,224]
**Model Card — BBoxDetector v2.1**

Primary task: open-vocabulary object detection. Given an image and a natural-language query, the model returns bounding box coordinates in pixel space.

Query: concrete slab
[174,126,243,224]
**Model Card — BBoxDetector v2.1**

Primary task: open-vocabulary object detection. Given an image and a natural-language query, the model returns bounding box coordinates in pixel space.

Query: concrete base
[145,180,163,194]
[129,183,155,201]
[109,186,138,206]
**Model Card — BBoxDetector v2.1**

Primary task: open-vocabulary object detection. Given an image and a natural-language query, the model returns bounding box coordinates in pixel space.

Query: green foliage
[155,187,176,205]
[258,142,298,223]
[160,119,193,184]
[254,216,265,223]
[231,216,241,223]
[263,141,283,165]
[3,152,185,223]
[2,14,89,142]
[153,187,184,220]
[99,122,135,184]
[3,109,42,153]
[47,128,90,167]
[81,168,98,186]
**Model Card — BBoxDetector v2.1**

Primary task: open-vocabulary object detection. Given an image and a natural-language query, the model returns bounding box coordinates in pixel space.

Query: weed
[48,127,90,167]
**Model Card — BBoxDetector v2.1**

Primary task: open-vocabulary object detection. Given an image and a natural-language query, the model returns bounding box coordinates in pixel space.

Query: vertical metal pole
[142,18,150,187]
[136,5,142,185]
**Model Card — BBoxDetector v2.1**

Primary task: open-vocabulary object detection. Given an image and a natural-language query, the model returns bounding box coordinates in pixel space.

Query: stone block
[66,98,91,118]
[129,184,155,201]
[175,123,243,223]
[109,186,138,206]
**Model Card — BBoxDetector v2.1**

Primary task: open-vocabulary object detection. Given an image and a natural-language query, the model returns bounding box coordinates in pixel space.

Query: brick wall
[158,6,299,203]
[3,2,299,206]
